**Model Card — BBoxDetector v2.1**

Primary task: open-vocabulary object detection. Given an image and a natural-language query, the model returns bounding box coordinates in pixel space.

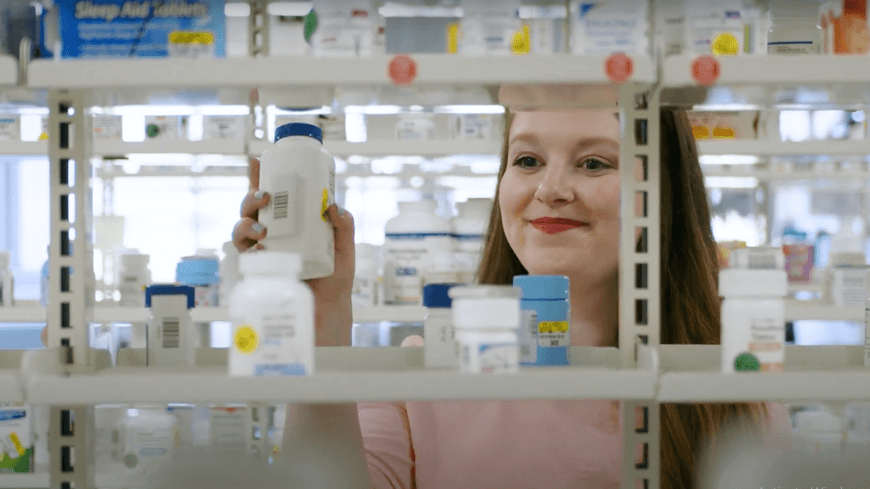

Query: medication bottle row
[0,403,284,475]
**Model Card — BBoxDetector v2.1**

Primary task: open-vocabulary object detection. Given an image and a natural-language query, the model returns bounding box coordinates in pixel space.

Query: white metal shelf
[697,139,870,156]
[0,141,47,155]
[250,139,501,158]
[664,54,870,87]
[0,306,229,323]
[0,370,22,403]
[0,55,17,85]
[27,54,655,90]
[94,140,245,156]
[785,300,863,322]
[24,346,657,404]
[0,474,48,489]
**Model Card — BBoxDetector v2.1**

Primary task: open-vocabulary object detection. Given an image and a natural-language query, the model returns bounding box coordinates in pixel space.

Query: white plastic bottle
[352,243,378,308]
[219,241,241,308]
[459,0,522,56]
[258,123,336,280]
[383,201,453,305]
[451,198,492,284]
[0,251,14,307]
[684,0,747,56]
[144,285,196,369]
[450,285,521,374]
[569,0,650,55]
[767,0,822,54]
[518,3,567,54]
[423,283,458,368]
[310,0,375,57]
[116,251,151,307]
[120,407,177,474]
[719,247,788,373]
[228,251,315,377]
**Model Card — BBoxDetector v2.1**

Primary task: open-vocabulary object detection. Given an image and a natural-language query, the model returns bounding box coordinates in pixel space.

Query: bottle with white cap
[0,251,13,307]
[451,198,492,284]
[228,251,315,377]
[144,284,196,368]
[116,250,151,307]
[719,247,788,373]
[449,285,522,374]
[258,123,336,281]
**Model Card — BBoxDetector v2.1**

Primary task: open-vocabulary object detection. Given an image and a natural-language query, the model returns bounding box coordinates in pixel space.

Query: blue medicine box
[49,0,225,58]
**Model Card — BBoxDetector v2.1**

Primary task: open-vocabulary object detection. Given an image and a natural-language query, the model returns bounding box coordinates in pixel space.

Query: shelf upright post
[618,82,662,489]
[248,0,270,58]
[47,88,98,489]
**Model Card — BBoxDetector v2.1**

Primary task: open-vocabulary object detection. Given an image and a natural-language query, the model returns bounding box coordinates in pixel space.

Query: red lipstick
[530,217,588,235]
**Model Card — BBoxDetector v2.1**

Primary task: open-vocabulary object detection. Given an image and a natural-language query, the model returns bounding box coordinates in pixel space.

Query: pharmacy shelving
[658,345,869,403]
[0,55,17,85]
[664,53,870,88]
[251,139,501,158]
[0,474,47,489]
[27,54,655,90]
[785,300,864,322]
[697,139,870,156]
[0,141,47,156]
[22,345,657,405]
[0,306,229,324]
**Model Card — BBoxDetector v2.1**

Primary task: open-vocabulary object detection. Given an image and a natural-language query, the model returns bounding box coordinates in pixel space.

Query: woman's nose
[534,166,574,205]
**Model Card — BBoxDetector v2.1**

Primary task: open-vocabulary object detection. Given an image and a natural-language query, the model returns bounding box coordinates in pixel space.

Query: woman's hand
[232,158,356,346]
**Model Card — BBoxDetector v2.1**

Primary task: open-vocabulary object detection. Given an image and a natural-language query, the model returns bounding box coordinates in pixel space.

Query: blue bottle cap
[275,123,323,144]
[145,284,195,309]
[423,283,458,308]
[176,258,219,286]
[512,275,570,300]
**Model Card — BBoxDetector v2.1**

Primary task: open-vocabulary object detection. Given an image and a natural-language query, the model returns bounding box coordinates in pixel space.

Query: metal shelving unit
[2,6,870,489]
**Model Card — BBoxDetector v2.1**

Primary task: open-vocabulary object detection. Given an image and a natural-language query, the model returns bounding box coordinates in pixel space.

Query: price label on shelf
[605,53,633,83]
[388,55,417,86]
[691,56,721,86]
[168,31,215,59]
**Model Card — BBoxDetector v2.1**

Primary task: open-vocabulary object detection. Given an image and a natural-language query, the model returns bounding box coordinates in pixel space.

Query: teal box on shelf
[45,0,225,59]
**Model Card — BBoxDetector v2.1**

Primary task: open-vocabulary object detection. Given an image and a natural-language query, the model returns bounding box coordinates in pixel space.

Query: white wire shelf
[27,54,655,90]
[659,344,870,402]
[697,139,870,156]
[24,346,657,404]
[250,139,501,158]
[664,53,870,87]
[0,55,17,85]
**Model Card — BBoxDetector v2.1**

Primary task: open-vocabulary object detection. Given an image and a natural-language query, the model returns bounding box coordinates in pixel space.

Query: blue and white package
[50,0,225,59]
[513,275,570,366]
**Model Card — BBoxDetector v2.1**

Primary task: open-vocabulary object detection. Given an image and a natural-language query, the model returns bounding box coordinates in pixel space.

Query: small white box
[92,115,123,141]
[203,116,245,141]
[831,266,870,309]
[0,115,21,141]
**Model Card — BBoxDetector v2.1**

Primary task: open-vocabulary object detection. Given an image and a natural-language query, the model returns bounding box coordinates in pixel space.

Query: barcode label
[162,317,180,349]
[273,191,289,219]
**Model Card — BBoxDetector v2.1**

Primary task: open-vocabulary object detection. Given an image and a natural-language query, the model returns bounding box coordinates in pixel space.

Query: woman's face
[499,110,621,282]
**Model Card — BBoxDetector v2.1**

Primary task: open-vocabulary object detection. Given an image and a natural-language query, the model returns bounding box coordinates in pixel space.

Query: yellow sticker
[447,23,459,54]
[38,132,48,141]
[234,325,258,354]
[538,321,569,334]
[9,433,25,457]
[711,32,739,56]
[511,24,531,55]
[169,31,215,45]
[321,188,329,222]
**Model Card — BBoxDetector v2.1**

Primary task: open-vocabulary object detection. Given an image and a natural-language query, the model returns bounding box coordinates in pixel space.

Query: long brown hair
[477,108,769,488]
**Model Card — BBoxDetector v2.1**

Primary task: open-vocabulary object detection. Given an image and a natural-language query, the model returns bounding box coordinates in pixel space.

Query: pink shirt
[357,399,792,489]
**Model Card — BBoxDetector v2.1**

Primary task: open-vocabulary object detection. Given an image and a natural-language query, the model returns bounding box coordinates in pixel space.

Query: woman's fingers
[232,217,267,252]
[240,190,270,220]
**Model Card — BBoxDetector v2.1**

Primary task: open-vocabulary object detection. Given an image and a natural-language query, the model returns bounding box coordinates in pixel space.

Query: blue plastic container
[176,256,220,307]
[512,275,570,366]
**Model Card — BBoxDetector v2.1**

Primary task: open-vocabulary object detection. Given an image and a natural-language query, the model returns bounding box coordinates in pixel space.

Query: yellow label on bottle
[234,325,259,354]
[447,23,459,54]
[712,32,739,56]
[169,31,215,45]
[321,188,329,222]
[511,24,531,55]
[538,321,569,334]
[9,433,25,457]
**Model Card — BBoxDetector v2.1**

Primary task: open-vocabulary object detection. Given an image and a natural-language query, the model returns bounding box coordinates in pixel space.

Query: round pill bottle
[258,123,336,280]
[513,275,570,366]
[449,285,521,374]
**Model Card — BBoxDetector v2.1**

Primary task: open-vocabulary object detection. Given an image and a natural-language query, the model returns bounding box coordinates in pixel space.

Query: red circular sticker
[605,53,633,83]
[691,56,721,86]
[388,55,417,86]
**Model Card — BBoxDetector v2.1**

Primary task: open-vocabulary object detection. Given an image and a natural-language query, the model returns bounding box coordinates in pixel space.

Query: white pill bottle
[228,251,315,377]
[259,123,336,280]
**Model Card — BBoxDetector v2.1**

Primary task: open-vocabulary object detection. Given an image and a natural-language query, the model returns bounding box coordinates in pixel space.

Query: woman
[232,106,790,488]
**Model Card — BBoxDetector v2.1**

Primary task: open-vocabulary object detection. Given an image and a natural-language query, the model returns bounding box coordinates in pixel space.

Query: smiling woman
[474,108,788,488]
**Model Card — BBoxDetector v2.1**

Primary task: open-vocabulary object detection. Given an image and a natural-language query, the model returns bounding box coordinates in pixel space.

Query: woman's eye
[513,156,540,169]
[582,158,611,172]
